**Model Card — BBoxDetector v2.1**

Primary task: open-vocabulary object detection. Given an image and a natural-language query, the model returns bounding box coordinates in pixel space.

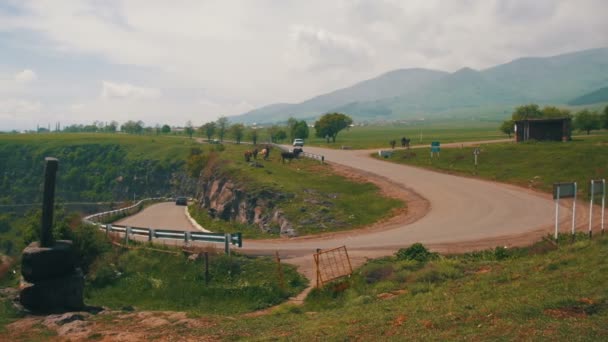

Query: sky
[0,0,607,131]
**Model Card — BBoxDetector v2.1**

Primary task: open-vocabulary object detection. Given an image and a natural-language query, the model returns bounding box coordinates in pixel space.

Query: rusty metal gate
[313,246,353,287]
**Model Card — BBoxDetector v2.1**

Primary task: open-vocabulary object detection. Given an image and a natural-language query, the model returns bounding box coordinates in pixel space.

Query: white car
[293,138,304,147]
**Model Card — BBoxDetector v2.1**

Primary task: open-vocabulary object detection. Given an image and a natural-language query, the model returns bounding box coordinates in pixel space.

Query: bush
[395,243,436,263]
[360,263,394,284]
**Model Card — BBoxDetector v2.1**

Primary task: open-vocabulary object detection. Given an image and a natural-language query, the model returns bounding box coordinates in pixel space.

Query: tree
[121,120,144,134]
[216,116,229,142]
[161,124,171,134]
[541,106,571,118]
[105,121,118,133]
[267,125,286,142]
[314,112,353,143]
[292,120,309,140]
[602,105,608,129]
[200,122,216,141]
[574,109,601,135]
[500,120,514,138]
[230,123,245,144]
[287,117,298,141]
[511,104,542,120]
[250,128,258,145]
[185,120,194,139]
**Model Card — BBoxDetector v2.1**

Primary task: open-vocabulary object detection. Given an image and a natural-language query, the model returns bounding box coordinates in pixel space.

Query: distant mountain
[568,86,608,105]
[231,68,447,123]
[233,47,608,123]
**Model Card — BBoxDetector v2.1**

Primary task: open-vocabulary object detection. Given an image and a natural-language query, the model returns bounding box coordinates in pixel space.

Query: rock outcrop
[196,175,297,237]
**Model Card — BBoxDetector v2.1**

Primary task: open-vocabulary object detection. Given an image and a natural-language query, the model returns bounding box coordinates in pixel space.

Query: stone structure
[19,158,85,312]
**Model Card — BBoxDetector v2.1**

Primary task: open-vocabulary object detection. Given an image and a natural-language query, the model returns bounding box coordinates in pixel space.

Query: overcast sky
[1,0,607,130]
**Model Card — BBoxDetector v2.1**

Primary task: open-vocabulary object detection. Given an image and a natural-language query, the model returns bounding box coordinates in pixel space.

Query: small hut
[514,117,571,142]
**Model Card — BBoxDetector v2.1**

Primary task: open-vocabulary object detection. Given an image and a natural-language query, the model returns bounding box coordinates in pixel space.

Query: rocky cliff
[195,174,297,237]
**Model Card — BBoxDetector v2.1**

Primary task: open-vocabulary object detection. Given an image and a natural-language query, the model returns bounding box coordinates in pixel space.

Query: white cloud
[0,0,607,130]
[100,81,160,100]
[0,99,41,118]
[284,26,375,71]
[14,69,37,83]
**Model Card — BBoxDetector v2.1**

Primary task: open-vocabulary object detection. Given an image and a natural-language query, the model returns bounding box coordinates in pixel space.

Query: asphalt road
[118,141,568,256]
[243,144,564,254]
[115,202,201,232]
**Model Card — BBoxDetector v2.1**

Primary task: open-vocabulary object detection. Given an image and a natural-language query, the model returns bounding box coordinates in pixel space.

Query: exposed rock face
[196,175,297,237]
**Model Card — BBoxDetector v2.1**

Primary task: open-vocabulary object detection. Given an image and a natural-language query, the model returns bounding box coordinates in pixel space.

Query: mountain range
[232,47,608,124]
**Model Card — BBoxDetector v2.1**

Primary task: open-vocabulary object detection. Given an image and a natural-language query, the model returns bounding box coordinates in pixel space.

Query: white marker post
[553,182,577,242]
[602,179,606,235]
[589,179,606,237]
[554,186,560,240]
[571,182,577,238]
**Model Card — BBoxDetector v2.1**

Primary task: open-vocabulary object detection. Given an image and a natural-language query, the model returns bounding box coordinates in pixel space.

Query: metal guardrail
[271,143,325,163]
[83,197,243,254]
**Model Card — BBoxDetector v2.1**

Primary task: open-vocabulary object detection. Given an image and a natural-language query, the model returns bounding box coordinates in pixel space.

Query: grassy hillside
[0,133,196,204]
[376,135,608,198]
[189,142,403,237]
[568,87,608,105]
[3,235,606,340]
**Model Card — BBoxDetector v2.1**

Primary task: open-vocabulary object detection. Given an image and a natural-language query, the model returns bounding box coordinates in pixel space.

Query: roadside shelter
[514,118,571,142]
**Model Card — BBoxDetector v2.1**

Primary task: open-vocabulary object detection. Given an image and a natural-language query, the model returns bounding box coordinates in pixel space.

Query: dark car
[175,197,188,206]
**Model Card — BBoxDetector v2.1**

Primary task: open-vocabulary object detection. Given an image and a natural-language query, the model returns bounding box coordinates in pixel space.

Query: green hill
[234,47,608,123]
[568,86,608,105]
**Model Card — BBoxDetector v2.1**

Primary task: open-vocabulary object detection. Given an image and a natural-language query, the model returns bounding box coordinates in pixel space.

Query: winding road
[120,142,578,257]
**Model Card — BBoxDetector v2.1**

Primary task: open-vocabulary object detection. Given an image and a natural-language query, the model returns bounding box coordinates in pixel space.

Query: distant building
[514,117,571,142]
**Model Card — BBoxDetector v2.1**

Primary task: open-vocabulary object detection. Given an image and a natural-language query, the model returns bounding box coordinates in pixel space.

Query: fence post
[224,233,231,255]
[105,224,111,237]
[204,252,209,285]
[185,232,191,244]
[275,251,285,290]
[125,227,130,245]
[148,228,154,242]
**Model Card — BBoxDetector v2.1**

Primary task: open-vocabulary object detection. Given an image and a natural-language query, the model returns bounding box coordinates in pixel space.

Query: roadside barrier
[84,198,243,254]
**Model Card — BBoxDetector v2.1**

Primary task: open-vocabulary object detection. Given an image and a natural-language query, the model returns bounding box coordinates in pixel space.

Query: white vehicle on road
[293,138,304,147]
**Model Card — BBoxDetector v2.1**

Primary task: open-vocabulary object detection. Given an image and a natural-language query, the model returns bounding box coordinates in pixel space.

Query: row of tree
[500,104,608,136]
[33,112,355,144]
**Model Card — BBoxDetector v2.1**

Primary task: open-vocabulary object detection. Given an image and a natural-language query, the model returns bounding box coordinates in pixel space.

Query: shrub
[360,263,394,284]
[395,243,436,263]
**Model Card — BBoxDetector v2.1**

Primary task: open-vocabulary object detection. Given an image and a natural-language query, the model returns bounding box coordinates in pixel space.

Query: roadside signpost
[553,182,577,240]
[588,179,606,237]
[473,147,480,167]
[430,141,440,158]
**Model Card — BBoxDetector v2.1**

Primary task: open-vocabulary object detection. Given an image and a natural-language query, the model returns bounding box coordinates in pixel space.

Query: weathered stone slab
[21,240,76,282]
[19,268,84,312]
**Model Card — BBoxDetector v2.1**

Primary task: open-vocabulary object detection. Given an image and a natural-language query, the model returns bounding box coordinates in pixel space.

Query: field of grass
[190,143,404,237]
[3,234,605,340]
[302,121,509,149]
[376,135,608,198]
[0,133,195,163]
[84,243,308,314]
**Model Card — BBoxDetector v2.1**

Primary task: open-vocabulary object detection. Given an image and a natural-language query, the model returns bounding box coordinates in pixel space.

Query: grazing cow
[401,137,411,149]
[390,140,396,149]
[281,149,303,163]
[244,150,253,162]
[261,145,271,160]
[252,148,259,159]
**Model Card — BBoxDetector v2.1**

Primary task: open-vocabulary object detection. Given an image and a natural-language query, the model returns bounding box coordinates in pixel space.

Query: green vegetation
[377,135,608,198]
[5,235,604,340]
[0,134,196,205]
[307,122,507,149]
[314,112,353,143]
[86,245,307,314]
[187,143,403,237]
